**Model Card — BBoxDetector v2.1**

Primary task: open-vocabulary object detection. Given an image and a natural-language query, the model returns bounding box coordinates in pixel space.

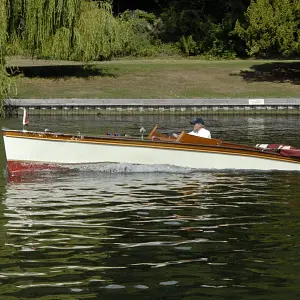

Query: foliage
[0,0,136,115]
[69,2,129,60]
[158,1,249,57]
[2,0,300,115]
[178,35,197,56]
[235,0,300,56]
[0,0,10,114]
[0,0,7,63]
[119,9,165,57]
[205,41,237,59]
[112,0,161,14]
[3,0,134,61]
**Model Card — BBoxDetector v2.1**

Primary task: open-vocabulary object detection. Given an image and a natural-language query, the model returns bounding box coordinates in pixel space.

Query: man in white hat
[188,117,211,139]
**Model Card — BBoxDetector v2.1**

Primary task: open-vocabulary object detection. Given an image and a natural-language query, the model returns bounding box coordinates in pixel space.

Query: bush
[205,40,237,59]
[118,10,167,57]
[178,35,197,56]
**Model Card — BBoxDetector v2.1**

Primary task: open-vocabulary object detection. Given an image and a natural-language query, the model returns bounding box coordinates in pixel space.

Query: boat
[2,124,300,174]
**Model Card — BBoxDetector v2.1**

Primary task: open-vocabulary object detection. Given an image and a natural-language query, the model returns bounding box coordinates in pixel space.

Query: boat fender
[255,144,295,150]
[279,149,300,158]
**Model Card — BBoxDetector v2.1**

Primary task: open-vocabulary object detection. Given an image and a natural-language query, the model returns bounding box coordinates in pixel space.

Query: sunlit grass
[7,57,300,99]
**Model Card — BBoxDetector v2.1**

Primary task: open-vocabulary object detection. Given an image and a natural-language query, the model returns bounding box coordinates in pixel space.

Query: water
[1,115,300,299]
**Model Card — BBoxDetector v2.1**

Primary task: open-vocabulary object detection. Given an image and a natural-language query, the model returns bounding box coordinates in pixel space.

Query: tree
[0,0,132,114]
[158,0,250,56]
[235,0,300,57]
[112,0,161,14]
[1,0,13,116]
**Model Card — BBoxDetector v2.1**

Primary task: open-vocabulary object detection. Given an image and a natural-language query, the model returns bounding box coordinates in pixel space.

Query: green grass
[6,57,300,99]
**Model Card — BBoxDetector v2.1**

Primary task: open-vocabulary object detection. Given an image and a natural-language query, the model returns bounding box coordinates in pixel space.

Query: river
[1,114,300,299]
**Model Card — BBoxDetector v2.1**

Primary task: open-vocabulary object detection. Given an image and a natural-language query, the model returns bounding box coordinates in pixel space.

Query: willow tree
[0,0,10,113]
[0,0,132,115]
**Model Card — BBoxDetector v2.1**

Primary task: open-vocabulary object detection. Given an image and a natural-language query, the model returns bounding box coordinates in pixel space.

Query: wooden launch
[2,124,300,174]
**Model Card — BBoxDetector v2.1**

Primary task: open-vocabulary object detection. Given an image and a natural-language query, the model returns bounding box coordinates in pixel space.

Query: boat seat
[176,132,222,146]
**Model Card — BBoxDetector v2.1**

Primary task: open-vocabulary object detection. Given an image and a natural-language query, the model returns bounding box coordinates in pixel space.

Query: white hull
[3,133,300,172]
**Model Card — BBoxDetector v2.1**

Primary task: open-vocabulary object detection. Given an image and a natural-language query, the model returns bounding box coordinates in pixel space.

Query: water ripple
[1,168,300,299]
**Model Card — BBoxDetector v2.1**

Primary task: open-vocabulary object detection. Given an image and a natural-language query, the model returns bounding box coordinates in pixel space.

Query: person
[188,117,211,139]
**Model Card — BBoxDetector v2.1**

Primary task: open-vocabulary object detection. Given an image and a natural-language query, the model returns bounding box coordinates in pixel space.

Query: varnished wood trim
[176,131,185,143]
[178,132,222,146]
[147,124,158,139]
[146,126,176,141]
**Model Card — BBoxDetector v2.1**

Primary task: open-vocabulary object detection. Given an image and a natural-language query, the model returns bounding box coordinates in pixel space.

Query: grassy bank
[6,57,300,99]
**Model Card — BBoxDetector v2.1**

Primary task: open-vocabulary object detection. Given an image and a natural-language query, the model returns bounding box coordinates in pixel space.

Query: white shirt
[188,128,211,139]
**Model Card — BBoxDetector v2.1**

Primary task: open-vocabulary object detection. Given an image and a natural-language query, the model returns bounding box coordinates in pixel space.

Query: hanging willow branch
[24,0,80,57]
[74,1,129,61]
[0,0,10,116]
[22,0,131,61]
[4,0,133,61]
[0,0,134,117]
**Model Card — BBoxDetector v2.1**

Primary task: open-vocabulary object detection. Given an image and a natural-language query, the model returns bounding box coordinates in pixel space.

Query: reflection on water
[1,169,300,299]
[246,117,265,140]
[1,115,300,299]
